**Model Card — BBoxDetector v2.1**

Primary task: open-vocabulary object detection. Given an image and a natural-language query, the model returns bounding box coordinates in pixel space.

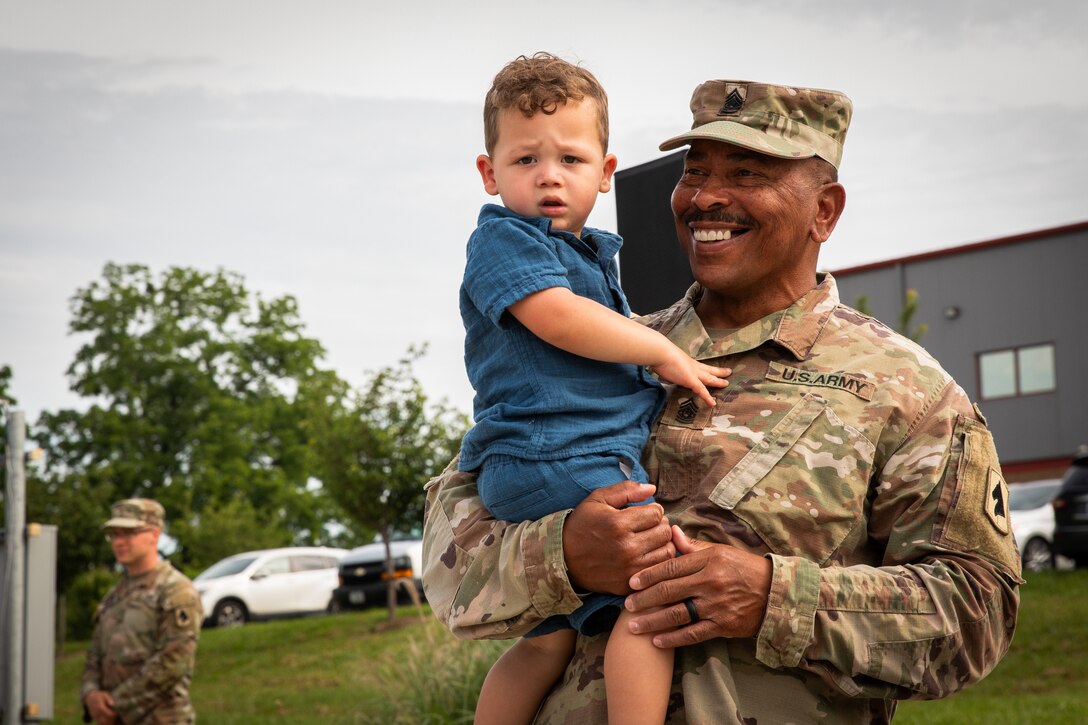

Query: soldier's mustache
[682,210,756,227]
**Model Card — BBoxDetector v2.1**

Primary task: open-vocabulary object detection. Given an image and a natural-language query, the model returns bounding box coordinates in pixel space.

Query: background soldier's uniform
[80,560,202,724]
[423,274,1022,723]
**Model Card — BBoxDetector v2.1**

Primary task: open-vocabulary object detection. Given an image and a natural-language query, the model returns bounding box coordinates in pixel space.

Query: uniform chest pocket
[709,393,875,564]
[113,592,159,663]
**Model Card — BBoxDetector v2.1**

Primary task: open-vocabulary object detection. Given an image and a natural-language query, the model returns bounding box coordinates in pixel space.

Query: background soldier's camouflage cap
[103,498,165,529]
[659,80,853,169]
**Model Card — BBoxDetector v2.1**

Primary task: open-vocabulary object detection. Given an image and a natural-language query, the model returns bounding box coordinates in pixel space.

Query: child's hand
[651,347,730,408]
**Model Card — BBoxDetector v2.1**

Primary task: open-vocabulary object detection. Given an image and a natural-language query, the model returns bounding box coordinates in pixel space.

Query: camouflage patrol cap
[104,498,165,529]
[659,80,853,168]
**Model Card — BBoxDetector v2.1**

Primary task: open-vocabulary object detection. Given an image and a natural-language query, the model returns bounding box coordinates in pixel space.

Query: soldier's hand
[84,690,117,725]
[622,525,772,647]
[563,481,674,595]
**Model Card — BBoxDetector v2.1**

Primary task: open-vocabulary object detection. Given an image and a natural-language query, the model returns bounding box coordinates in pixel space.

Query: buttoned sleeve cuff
[525,508,586,616]
[755,554,820,669]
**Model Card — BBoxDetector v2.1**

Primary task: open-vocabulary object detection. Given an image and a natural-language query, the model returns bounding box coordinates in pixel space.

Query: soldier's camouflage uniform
[81,560,202,724]
[423,274,1022,723]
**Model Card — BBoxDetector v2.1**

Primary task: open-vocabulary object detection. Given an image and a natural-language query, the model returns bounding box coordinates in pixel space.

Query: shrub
[365,620,511,724]
[65,566,121,641]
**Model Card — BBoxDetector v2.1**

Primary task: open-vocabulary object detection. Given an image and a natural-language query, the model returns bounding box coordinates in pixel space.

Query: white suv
[194,546,347,627]
[1009,479,1063,571]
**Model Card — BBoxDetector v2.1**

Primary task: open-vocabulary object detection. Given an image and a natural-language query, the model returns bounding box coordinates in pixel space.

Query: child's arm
[508,287,729,407]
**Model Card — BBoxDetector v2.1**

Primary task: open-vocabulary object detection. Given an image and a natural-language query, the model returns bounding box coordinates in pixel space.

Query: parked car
[1053,445,1088,568]
[194,546,347,627]
[1009,479,1063,571]
[331,537,424,611]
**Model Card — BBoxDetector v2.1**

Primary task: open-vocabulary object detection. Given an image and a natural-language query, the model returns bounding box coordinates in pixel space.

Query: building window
[979,343,1056,400]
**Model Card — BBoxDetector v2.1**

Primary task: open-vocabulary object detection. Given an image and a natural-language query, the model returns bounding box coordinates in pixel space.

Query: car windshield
[376,529,422,543]
[1009,483,1061,511]
[195,555,259,581]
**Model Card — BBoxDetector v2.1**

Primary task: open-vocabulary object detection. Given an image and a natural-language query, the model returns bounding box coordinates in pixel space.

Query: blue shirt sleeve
[464,217,572,326]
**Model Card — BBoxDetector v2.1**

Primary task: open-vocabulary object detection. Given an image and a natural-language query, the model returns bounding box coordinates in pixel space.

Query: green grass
[54,571,1088,723]
[55,604,509,724]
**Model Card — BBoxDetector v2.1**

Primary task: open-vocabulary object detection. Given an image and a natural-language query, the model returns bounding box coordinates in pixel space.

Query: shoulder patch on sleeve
[161,577,203,630]
[933,416,1020,576]
[985,467,1010,535]
[163,582,202,632]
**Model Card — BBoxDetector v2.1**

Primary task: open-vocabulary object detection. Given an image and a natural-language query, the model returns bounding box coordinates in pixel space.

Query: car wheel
[1021,537,1054,572]
[212,599,248,628]
[327,597,342,614]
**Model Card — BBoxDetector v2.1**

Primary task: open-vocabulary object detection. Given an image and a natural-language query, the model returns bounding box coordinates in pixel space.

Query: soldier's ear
[810,181,845,244]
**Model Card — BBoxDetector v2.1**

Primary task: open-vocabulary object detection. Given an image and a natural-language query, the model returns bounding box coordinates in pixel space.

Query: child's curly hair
[483,52,609,155]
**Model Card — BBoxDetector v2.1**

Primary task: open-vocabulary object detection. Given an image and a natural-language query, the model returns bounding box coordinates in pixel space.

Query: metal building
[830,222,1088,481]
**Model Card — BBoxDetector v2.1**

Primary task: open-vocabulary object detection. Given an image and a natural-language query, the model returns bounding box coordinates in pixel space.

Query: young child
[460,53,730,725]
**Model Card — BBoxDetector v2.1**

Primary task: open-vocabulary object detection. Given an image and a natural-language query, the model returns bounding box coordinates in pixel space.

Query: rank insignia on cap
[717,84,746,116]
[985,467,1009,534]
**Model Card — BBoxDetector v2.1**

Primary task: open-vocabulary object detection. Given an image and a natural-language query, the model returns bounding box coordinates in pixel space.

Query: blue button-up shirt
[459,204,664,472]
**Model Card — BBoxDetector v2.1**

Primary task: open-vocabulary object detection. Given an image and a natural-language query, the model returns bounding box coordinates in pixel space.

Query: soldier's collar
[657,274,837,361]
[771,273,838,359]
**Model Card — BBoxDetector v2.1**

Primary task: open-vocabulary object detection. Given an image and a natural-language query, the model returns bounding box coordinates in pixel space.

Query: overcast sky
[2,0,1086,422]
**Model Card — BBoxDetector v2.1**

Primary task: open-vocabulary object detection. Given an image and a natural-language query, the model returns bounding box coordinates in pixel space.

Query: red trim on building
[830,220,1088,276]
[1002,457,1072,484]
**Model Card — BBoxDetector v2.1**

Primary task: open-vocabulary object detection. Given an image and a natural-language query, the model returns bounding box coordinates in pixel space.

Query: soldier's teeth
[693,229,732,242]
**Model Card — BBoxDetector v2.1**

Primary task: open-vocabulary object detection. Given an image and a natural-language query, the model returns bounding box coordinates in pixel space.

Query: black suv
[330,538,424,611]
[1052,445,1088,568]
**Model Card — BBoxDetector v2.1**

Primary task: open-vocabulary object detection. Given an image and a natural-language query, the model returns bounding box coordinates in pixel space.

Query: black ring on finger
[683,597,700,624]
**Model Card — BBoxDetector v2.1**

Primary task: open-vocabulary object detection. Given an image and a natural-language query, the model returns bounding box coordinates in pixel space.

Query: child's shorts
[529,592,626,637]
[477,452,654,637]
[477,452,651,522]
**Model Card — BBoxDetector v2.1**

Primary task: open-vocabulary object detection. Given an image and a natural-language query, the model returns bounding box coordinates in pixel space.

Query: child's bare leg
[475,629,576,725]
[605,608,674,725]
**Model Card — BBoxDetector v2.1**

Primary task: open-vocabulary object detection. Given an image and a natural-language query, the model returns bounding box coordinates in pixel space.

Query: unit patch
[986,467,1010,535]
[766,362,874,401]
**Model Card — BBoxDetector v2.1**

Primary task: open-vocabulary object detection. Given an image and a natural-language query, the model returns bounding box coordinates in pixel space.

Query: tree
[0,364,16,478]
[312,347,469,619]
[897,288,929,342]
[32,263,349,584]
[1,365,17,546]
[179,496,295,576]
[0,364,13,406]
[0,364,14,482]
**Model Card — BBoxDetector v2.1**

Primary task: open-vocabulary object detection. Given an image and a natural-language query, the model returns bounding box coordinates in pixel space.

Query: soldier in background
[81,499,202,724]
[423,79,1022,722]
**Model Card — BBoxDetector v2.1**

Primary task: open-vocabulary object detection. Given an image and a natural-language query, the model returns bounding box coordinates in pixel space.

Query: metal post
[4,410,26,724]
